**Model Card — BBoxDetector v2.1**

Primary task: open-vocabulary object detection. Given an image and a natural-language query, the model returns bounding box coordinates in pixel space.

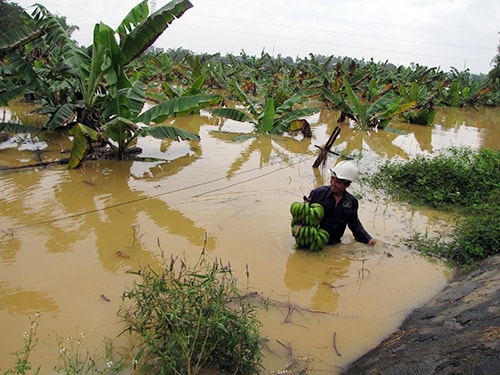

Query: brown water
[0,104,498,373]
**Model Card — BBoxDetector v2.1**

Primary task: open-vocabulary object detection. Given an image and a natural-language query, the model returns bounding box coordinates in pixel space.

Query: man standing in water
[307,160,377,246]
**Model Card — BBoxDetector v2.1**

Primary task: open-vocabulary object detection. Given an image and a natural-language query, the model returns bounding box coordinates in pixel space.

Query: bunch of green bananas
[290,201,330,251]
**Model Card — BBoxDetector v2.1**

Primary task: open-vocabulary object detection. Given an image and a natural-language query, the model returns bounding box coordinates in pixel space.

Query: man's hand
[368,238,377,246]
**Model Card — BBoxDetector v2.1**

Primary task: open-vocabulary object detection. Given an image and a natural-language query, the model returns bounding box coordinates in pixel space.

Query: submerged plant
[118,250,263,375]
[322,77,416,129]
[0,0,221,168]
[209,80,319,135]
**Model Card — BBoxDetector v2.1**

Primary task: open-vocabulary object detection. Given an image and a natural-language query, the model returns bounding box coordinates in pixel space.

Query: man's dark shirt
[308,185,372,244]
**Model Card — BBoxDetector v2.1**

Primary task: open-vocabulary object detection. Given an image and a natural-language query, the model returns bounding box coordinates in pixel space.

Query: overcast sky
[14,0,500,74]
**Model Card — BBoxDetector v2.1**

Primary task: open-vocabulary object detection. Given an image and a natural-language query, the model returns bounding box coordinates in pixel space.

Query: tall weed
[118,251,263,375]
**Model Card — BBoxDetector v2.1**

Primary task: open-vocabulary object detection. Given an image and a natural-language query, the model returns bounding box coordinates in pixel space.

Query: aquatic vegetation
[368,146,500,265]
[118,249,263,374]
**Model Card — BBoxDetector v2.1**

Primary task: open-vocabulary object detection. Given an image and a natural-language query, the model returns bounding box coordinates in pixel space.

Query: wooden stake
[312,126,341,168]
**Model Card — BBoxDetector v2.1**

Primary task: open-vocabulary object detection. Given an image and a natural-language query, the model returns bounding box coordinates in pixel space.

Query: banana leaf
[0,53,46,106]
[257,98,275,133]
[120,0,194,64]
[117,82,147,119]
[67,123,100,169]
[4,53,41,86]
[115,0,149,37]
[161,81,180,99]
[343,77,367,123]
[46,103,76,129]
[0,122,42,134]
[271,107,321,134]
[137,125,200,141]
[320,87,353,116]
[231,80,259,117]
[32,5,87,82]
[0,83,36,106]
[161,74,206,98]
[103,82,146,121]
[209,107,256,125]
[404,108,437,125]
[0,12,39,51]
[184,74,206,96]
[135,94,222,124]
[368,94,401,118]
[104,116,136,150]
[274,92,305,116]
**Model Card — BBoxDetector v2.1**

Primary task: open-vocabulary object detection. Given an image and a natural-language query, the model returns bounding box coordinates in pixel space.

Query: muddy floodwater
[1,104,498,373]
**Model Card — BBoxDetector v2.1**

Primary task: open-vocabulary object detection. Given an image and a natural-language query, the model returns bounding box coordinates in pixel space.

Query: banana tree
[209,81,320,135]
[438,67,492,108]
[322,78,416,129]
[1,0,222,168]
[398,81,438,125]
[156,54,210,111]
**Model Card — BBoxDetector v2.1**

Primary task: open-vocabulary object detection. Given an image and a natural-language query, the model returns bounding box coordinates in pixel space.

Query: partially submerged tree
[209,80,319,135]
[0,0,221,168]
[322,78,416,129]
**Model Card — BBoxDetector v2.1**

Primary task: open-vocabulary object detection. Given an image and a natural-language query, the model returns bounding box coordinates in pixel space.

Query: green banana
[317,228,330,245]
[290,201,329,251]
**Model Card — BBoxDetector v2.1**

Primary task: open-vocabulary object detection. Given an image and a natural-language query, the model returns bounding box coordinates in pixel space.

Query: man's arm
[348,216,373,244]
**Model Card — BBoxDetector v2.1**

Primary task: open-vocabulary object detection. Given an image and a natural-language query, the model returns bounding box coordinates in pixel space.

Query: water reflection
[284,250,351,313]
[1,159,218,273]
[0,283,58,315]
[208,132,314,178]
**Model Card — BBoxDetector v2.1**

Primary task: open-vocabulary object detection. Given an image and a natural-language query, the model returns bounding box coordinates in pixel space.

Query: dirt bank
[342,254,500,375]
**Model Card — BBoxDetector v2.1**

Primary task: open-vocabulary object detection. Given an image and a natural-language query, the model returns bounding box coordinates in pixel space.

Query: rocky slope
[342,254,500,375]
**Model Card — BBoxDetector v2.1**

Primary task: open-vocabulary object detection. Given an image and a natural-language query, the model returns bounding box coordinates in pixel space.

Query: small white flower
[106,360,113,368]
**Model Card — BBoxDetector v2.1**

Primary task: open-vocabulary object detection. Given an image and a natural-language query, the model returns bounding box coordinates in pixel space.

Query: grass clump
[118,251,263,375]
[368,146,500,266]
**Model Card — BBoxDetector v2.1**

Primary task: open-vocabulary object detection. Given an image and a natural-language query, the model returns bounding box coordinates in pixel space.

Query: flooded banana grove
[1,104,498,374]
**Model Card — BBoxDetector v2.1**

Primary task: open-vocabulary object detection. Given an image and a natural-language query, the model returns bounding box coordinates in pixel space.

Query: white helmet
[329,160,358,182]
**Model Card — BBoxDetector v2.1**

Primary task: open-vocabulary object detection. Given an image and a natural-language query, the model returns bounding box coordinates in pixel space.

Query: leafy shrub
[370,147,500,265]
[118,253,263,375]
[369,147,500,209]
[449,191,500,264]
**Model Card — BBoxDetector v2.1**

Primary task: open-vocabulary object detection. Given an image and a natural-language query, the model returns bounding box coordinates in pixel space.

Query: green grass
[368,147,499,209]
[368,147,500,266]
